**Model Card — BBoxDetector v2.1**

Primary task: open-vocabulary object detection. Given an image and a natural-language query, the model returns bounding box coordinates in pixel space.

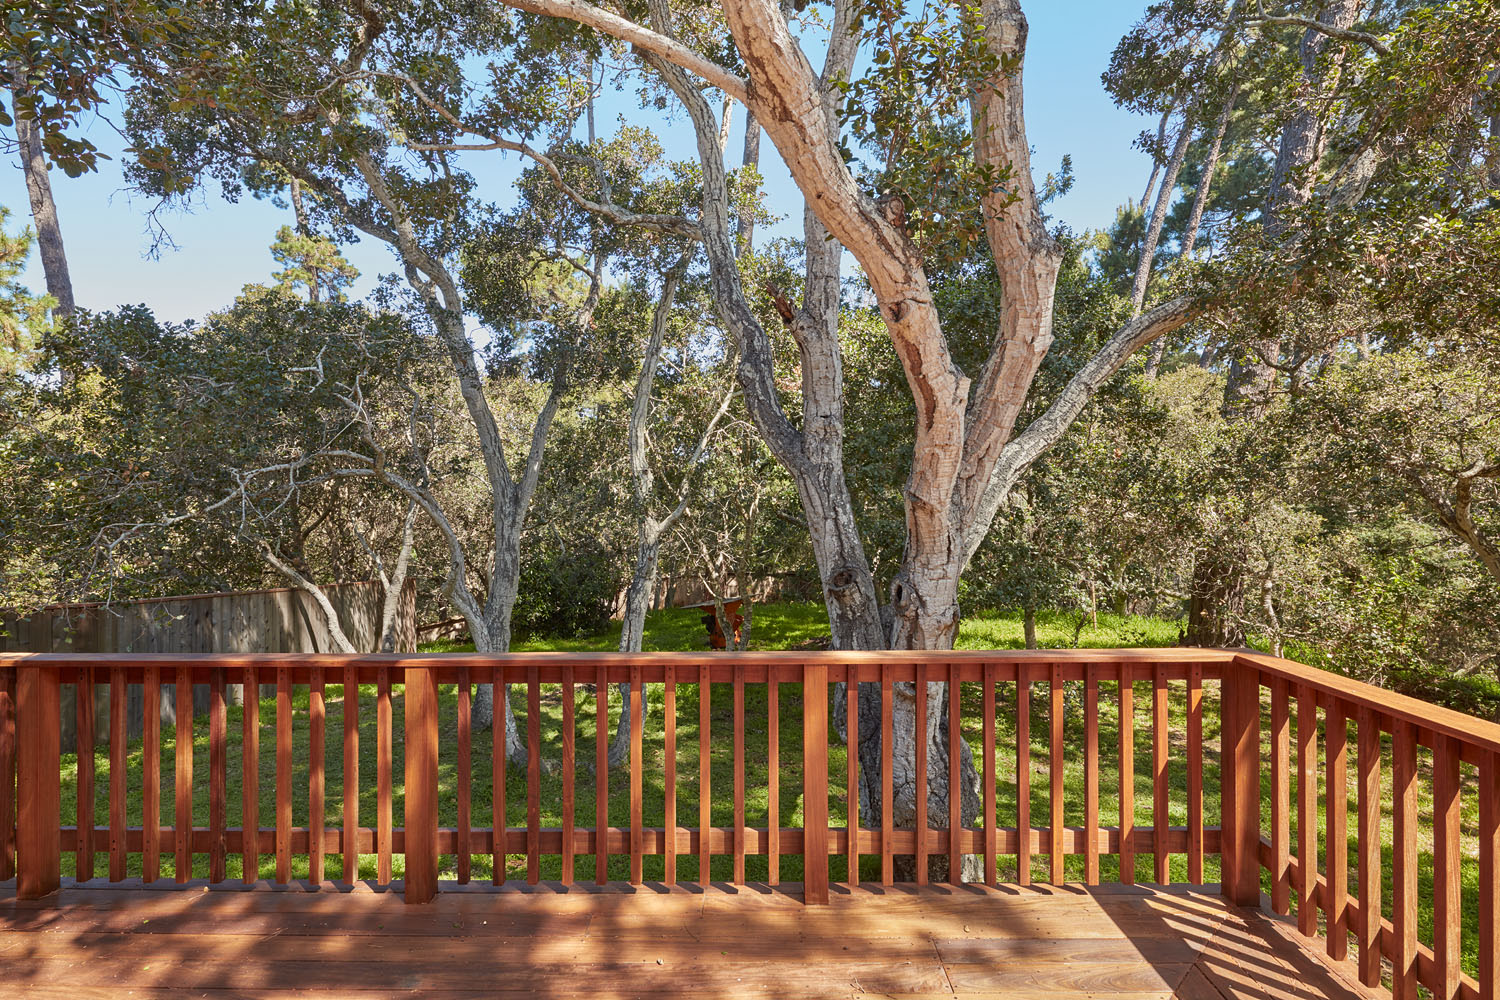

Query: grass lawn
[55,601,1481,979]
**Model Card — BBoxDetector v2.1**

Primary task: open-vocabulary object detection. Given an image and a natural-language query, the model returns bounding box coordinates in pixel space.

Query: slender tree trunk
[10,79,75,317]
[1023,605,1038,649]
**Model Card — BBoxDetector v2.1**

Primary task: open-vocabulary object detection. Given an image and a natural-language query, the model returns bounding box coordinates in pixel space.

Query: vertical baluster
[1356,709,1382,988]
[881,664,893,886]
[1325,703,1348,961]
[1118,664,1133,885]
[342,663,359,883]
[76,666,95,881]
[1392,721,1418,1000]
[143,665,160,882]
[1186,663,1203,886]
[732,661,744,885]
[1271,679,1290,914]
[493,665,506,885]
[175,664,194,882]
[1085,664,1099,885]
[209,668,226,884]
[377,665,392,885]
[561,665,575,885]
[457,667,471,884]
[527,665,541,885]
[1296,685,1317,938]
[1017,664,1031,885]
[984,663,998,887]
[109,668,127,881]
[1152,664,1168,885]
[1051,663,1065,885]
[664,663,676,886]
[915,661,928,884]
[1433,734,1461,1000]
[309,666,324,885]
[1480,750,1498,1000]
[630,663,644,886]
[15,665,59,899]
[598,663,609,885]
[242,665,259,883]
[276,665,291,885]
[848,665,860,887]
[802,661,829,905]
[950,663,963,883]
[697,662,710,886]
[768,674,779,885]
[0,666,13,882]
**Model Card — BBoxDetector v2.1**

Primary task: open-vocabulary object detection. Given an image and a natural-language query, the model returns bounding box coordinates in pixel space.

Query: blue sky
[1,3,1154,322]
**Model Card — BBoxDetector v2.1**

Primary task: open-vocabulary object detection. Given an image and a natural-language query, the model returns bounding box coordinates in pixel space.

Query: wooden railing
[0,650,1496,998]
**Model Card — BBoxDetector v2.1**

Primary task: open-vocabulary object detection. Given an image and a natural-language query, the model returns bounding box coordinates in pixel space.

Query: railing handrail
[1233,650,1500,756]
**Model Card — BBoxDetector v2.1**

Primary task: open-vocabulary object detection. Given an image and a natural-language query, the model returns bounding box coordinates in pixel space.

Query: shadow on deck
[0,881,1379,998]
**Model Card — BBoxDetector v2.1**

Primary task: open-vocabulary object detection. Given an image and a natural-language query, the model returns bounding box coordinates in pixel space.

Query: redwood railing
[0,650,1496,998]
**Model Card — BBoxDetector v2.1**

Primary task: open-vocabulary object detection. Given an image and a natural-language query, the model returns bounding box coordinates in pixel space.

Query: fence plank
[457,667,471,885]
[731,662,743,885]
[0,666,13,882]
[1325,703,1348,962]
[1118,664,1132,886]
[881,664,893,886]
[561,665,574,886]
[1271,679,1290,914]
[984,663,998,887]
[343,663,359,883]
[803,661,829,905]
[76,666,95,881]
[494,666,506,886]
[914,661,928,885]
[276,665,292,885]
[1393,720,1418,1000]
[768,676,778,885]
[1152,664,1168,885]
[849,666,860,887]
[527,664,541,885]
[1481,750,1498,1000]
[1017,665,1031,885]
[209,668,226,884]
[143,665,160,883]
[1296,685,1317,937]
[663,663,676,885]
[1084,664,1099,886]
[111,667,126,881]
[309,666,324,885]
[630,664,644,885]
[950,662,963,884]
[1433,734,1461,1000]
[1357,709,1382,988]
[1187,663,1203,886]
[175,664,193,882]
[377,666,392,885]
[599,664,610,885]
[697,662,709,886]
[1052,663,1065,885]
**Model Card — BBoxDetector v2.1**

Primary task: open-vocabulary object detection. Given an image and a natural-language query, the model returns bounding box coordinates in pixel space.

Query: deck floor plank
[0,882,1380,998]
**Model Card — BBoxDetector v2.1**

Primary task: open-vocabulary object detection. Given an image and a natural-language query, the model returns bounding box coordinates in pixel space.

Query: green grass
[52,601,1482,980]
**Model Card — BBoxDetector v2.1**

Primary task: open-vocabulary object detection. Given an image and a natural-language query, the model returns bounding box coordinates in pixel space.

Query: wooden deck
[0,881,1381,999]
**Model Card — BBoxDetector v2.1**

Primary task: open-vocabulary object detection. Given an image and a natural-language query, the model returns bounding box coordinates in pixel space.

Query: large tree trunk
[10,79,75,317]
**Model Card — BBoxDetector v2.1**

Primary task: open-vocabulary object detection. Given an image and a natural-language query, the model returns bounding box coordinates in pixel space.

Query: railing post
[1220,659,1262,907]
[802,661,829,904]
[404,664,438,904]
[17,664,61,900]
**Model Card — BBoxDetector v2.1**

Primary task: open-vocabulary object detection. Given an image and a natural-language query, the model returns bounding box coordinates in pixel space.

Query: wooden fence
[0,582,414,750]
[0,649,1496,1000]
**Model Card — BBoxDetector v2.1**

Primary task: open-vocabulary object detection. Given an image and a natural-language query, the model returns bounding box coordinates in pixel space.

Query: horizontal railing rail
[1,648,1496,1000]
